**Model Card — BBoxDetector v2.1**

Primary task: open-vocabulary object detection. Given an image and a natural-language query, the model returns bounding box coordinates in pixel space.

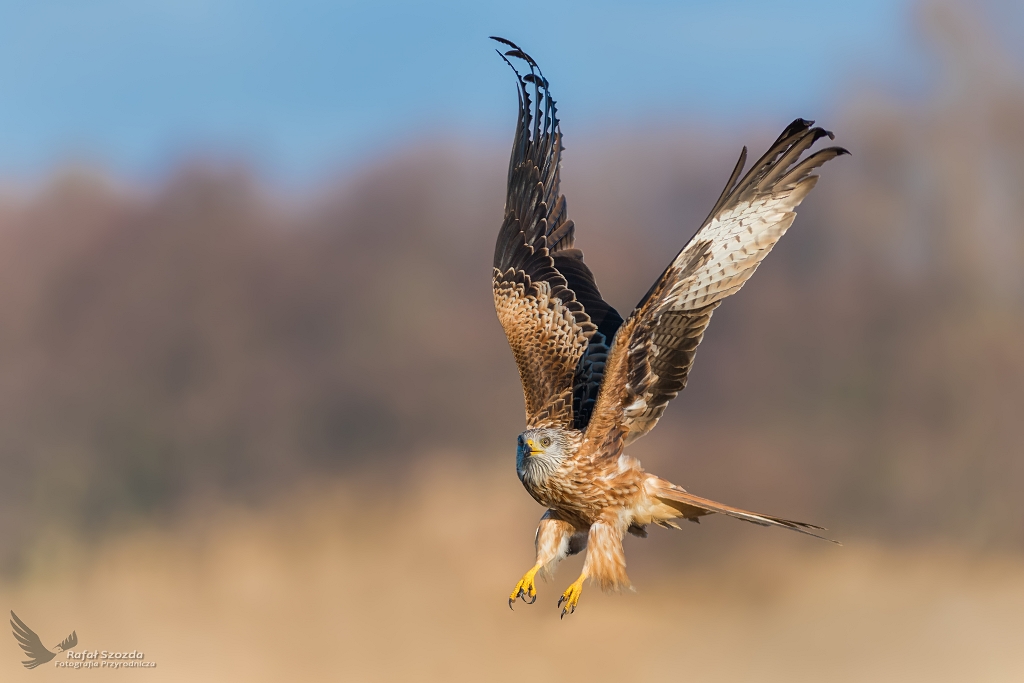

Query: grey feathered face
[516,427,573,486]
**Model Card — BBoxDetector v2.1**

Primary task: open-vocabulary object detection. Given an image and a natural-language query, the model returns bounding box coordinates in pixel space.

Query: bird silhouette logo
[10,611,78,669]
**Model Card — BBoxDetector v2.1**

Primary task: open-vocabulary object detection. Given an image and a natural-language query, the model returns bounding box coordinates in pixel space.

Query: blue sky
[0,1,928,184]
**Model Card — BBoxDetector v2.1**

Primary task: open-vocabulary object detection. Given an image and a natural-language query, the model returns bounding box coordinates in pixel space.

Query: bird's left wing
[492,38,623,429]
[585,120,848,449]
[10,611,58,669]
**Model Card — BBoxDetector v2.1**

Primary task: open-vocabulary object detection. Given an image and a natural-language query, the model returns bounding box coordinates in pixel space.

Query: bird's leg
[509,565,541,607]
[557,569,588,618]
[558,516,629,618]
[509,511,577,608]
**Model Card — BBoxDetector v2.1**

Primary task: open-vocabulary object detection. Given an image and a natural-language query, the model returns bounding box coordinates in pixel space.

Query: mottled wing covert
[491,38,623,429]
[586,119,848,448]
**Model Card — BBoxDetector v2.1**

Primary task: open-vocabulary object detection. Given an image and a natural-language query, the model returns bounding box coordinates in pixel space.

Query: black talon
[509,597,515,610]
[524,592,537,605]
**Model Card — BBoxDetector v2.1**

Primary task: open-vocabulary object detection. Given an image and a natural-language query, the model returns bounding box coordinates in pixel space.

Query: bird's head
[516,427,578,486]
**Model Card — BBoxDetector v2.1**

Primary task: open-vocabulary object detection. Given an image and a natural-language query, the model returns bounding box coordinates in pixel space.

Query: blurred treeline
[0,4,1022,574]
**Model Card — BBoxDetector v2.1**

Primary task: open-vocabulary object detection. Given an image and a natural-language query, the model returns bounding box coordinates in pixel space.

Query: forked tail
[648,479,839,544]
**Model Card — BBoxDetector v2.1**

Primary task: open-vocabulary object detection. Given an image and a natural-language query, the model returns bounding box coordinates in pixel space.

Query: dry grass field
[5,459,1024,682]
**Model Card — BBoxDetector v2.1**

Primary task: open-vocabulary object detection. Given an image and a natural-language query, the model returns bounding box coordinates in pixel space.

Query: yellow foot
[557,576,585,619]
[509,566,540,609]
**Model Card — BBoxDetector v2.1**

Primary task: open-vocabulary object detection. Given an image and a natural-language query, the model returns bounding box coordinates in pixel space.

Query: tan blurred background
[2,1,1024,681]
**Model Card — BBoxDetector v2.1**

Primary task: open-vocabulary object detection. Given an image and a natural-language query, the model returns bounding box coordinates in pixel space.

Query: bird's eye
[540,437,552,448]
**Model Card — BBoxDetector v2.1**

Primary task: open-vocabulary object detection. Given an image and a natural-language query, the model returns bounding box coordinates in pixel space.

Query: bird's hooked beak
[525,439,542,456]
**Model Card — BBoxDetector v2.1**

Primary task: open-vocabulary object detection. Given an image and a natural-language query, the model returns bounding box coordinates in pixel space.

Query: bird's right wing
[10,611,57,669]
[491,38,623,430]
[584,120,847,449]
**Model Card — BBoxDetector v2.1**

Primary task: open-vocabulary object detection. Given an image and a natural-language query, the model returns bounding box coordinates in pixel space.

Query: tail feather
[650,481,839,544]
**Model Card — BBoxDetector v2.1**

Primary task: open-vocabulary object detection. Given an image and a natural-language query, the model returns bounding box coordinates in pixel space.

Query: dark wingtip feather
[504,49,538,68]
[777,118,813,140]
[489,36,519,49]
[494,49,523,82]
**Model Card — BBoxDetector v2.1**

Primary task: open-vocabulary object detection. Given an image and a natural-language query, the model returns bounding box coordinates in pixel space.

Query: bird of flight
[10,611,78,669]
[490,37,848,618]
